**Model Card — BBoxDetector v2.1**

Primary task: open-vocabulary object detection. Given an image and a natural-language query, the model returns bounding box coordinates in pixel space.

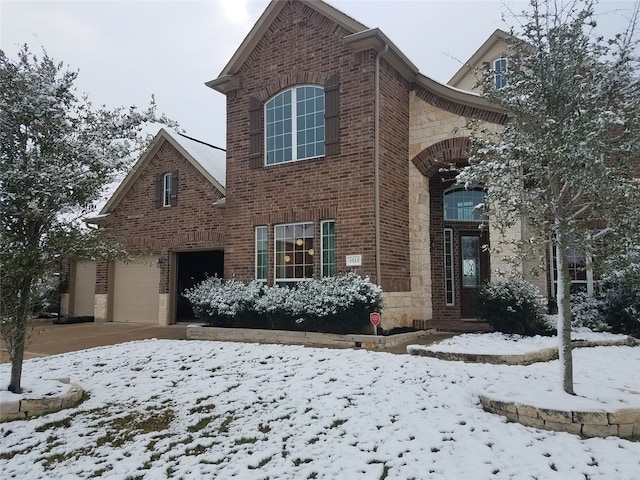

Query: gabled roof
[207,0,506,118]
[448,29,511,87]
[91,128,226,222]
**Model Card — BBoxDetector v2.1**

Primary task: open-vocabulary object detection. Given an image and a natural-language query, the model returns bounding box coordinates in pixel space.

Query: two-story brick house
[67,0,539,332]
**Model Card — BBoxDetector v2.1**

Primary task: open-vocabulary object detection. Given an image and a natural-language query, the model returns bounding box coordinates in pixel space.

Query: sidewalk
[1,321,455,363]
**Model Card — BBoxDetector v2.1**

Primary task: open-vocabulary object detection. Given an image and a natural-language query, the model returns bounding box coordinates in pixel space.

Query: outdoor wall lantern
[156,256,168,268]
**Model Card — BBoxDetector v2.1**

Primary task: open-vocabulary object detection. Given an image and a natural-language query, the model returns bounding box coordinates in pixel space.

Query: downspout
[374,44,389,287]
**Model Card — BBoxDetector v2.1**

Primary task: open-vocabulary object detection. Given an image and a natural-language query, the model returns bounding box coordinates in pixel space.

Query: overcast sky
[1,0,636,148]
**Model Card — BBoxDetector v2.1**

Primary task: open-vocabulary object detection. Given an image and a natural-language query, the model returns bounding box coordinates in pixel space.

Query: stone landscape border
[0,378,83,422]
[407,336,638,364]
[479,395,640,439]
[187,325,434,350]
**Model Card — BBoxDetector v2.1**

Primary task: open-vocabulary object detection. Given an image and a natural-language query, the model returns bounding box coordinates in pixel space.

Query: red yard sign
[370,312,381,327]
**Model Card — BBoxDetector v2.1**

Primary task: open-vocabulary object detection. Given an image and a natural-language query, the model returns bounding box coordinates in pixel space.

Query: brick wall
[106,141,226,295]
[223,1,412,292]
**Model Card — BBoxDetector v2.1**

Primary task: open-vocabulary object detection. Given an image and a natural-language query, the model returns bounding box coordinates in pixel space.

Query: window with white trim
[494,58,508,89]
[265,86,325,165]
[550,246,594,295]
[321,220,336,277]
[274,222,314,284]
[444,187,487,221]
[163,172,173,207]
[444,229,455,305]
[255,226,268,281]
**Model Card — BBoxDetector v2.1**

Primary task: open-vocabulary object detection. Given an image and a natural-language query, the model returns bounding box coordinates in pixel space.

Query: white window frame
[264,85,325,166]
[255,226,268,282]
[163,172,173,207]
[321,220,336,278]
[549,244,595,297]
[494,57,508,90]
[274,221,315,284]
[444,228,455,306]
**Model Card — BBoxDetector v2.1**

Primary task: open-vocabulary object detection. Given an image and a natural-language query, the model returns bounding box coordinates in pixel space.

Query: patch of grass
[328,419,347,429]
[219,415,234,433]
[234,436,258,446]
[248,456,272,469]
[307,473,318,479]
[187,415,218,433]
[258,423,271,434]
[185,444,208,456]
[292,457,313,466]
[307,437,319,445]
[189,403,216,415]
[0,445,32,461]
[35,416,73,432]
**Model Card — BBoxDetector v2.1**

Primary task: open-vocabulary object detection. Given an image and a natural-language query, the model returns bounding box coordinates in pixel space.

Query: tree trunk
[555,240,574,395]
[9,278,31,393]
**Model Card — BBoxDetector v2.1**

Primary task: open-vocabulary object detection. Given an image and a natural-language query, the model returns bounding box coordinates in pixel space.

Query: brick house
[66,0,554,331]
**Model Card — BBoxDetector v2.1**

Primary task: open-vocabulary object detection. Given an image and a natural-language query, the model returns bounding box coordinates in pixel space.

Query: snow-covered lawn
[1,335,639,479]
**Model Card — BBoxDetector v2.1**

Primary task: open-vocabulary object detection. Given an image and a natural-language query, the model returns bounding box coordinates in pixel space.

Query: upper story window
[494,58,508,89]
[163,172,173,207]
[444,187,487,221]
[265,86,325,165]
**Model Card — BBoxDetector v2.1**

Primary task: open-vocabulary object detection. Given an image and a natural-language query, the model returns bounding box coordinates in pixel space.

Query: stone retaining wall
[187,325,434,350]
[408,337,637,364]
[0,378,83,422]
[479,395,640,439]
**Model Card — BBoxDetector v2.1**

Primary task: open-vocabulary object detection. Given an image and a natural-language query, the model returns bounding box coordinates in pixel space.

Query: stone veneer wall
[479,395,640,439]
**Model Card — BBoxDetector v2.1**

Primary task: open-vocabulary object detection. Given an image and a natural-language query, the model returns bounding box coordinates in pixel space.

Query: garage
[113,256,160,323]
[73,260,96,318]
[176,251,224,321]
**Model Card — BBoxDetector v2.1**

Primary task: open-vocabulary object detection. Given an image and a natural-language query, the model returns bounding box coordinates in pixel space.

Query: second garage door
[113,257,160,324]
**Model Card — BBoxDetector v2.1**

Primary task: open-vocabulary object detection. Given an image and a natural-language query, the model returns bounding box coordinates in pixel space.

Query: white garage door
[74,260,96,317]
[113,256,160,324]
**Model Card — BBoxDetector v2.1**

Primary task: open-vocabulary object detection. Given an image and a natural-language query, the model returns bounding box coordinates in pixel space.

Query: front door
[459,230,490,318]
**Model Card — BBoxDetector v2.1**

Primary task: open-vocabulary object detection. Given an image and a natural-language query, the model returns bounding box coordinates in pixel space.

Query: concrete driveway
[1,321,454,363]
[0,322,188,363]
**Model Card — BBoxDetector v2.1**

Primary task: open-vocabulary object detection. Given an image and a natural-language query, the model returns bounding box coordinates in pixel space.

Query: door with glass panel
[458,230,490,318]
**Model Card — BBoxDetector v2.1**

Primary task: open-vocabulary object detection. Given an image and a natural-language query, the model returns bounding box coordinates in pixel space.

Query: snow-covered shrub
[186,272,384,334]
[475,276,551,336]
[598,254,640,337]
[569,292,607,331]
[186,278,268,328]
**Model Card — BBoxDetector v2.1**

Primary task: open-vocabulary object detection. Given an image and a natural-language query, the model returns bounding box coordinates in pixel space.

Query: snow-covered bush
[186,272,384,334]
[598,254,640,337]
[570,292,607,331]
[186,278,268,328]
[475,277,551,336]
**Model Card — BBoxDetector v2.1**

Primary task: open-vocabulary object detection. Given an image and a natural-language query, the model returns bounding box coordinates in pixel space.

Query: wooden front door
[459,230,490,318]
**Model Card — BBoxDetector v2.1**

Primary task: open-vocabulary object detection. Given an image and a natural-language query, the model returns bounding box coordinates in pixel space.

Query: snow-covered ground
[1,334,639,479]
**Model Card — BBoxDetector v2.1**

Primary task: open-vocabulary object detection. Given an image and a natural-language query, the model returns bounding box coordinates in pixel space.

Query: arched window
[444,187,487,221]
[265,86,325,165]
[494,58,508,89]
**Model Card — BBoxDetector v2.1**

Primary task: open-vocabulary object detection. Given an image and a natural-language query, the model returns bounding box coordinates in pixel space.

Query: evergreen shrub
[186,272,384,334]
[598,255,640,337]
[475,276,551,336]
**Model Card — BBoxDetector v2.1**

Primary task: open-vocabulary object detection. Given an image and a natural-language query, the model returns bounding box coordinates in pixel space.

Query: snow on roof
[163,128,226,188]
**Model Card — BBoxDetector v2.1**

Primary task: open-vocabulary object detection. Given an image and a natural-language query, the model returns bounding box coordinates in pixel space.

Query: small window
[274,222,314,284]
[163,172,173,207]
[494,58,507,89]
[444,187,487,221]
[255,226,268,281]
[265,86,325,165]
[321,220,336,277]
[444,229,454,305]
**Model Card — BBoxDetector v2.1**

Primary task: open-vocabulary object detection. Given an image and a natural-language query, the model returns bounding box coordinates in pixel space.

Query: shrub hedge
[186,272,384,335]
